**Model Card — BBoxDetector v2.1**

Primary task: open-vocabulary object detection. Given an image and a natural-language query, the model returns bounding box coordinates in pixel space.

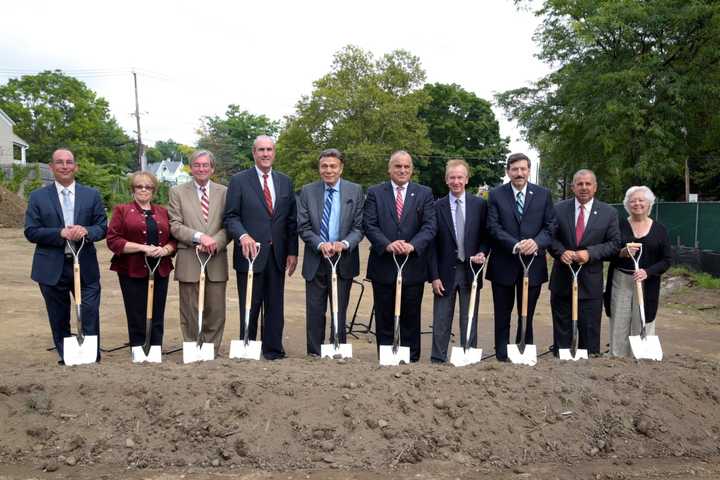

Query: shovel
[507,252,538,366]
[559,263,588,361]
[450,257,487,367]
[62,238,98,366]
[379,253,411,366]
[321,251,352,359]
[183,248,215,363]
[626,243,663,361]
[132,256,162,363]
[230,243,263,360]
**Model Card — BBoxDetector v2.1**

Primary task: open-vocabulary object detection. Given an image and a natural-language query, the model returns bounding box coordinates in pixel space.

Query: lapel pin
[529,190,534,195]
[411,192,415,197]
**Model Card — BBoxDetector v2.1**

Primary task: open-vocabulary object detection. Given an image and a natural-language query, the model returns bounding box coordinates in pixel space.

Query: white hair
[253,135,275,149]
[623,185,656,214]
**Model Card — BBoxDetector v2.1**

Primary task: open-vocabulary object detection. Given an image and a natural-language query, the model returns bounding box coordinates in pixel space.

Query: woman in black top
[604,186,672,357]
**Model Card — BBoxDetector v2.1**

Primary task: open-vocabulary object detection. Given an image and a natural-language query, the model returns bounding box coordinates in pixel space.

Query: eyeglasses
[133,185,155,191]
[191,163,212,169]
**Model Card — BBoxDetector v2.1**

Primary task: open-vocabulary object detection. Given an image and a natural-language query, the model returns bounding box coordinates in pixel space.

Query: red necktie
[575,204,585,245]
[395,186,404,220]
[263,174,273,215]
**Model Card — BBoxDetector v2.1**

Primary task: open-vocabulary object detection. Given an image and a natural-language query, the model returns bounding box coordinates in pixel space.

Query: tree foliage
[276,45,432,188]
[145,139,194,165]
[418,83,509,195]
[497,0,720,201]
[0,70,134,170]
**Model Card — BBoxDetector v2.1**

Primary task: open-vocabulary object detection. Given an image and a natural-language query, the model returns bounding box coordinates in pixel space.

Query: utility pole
[133,71,144,171]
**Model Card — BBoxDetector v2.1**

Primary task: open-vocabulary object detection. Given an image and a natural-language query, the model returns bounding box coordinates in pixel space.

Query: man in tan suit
[168,150,228,352]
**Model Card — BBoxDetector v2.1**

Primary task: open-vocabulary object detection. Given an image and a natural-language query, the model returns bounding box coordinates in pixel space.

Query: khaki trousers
[179,280,227,353]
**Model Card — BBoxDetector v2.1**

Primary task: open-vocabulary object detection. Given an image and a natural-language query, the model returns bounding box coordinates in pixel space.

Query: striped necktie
[200,186,209,223]
[395,186,404,220]
[320,187,335,243]
[515,191,524,216]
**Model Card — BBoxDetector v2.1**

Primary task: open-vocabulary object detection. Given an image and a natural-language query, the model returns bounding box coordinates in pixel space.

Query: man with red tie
[548,169,621,356]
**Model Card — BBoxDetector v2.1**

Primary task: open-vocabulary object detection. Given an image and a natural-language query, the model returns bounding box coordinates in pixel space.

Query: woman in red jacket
[107,171,176,361]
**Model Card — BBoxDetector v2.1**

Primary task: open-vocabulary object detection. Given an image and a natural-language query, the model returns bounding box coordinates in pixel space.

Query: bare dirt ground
[1,228,720,480]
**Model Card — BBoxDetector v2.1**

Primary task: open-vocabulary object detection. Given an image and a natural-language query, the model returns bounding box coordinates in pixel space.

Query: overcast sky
[2,0,550,177]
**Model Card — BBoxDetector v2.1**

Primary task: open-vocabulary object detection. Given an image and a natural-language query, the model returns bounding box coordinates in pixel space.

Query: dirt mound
[1,355,719,475]
[0,185,26,228]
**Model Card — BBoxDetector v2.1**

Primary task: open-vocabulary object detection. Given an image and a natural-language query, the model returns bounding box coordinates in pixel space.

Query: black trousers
[118,273,169,347]
[236,248,286,360]
[491,281,541,361]
[372,281,424,362]
[39,256,101,362]
[551,293,603,354]
[305,260,352,355]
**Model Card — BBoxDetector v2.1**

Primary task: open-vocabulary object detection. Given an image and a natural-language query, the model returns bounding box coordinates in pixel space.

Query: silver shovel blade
[558,348,588,361]
[321,343,353,359]
[131,345,162,363]
[449,346,482,367]
[182,341,215,363]
[379,345,410,366]
[629,335,663,361]
[63,335,98,366]
[229,339,262,360]
[507,343,537,366]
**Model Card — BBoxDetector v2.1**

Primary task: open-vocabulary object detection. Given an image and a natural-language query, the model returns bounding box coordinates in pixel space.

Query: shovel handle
[572,278,578,322]
[394,275,402,317]
[634,278,646,324]
[198,271,206,316]
[521,276,529,317]
[146,278,155,319]
[331,271,339,316]
[245,270,254,314]
[467,280,478,346]
[73,262,82,307]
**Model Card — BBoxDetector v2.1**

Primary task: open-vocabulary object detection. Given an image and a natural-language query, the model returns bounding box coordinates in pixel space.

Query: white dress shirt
[255,166,275,208]
[574,198,593,229]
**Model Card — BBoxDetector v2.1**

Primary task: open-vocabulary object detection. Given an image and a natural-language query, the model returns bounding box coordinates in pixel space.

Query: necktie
[61,188,74,226]
[455,198,465,261]
[515,191,524,216]
[200,186,209,223]
[320,187,335,243]
[262,174,273,215]
[576,204,586,245]
[395,186,404,220]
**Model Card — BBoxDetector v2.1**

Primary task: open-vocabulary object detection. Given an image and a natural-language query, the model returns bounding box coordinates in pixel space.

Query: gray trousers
[431,266,480,362]
[179,280,227,353]
[305,261,351,355]
[608,270,656,358]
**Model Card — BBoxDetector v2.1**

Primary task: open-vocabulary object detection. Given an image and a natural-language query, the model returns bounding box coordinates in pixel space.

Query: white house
[0,108,29,165]
[145,158,191,185]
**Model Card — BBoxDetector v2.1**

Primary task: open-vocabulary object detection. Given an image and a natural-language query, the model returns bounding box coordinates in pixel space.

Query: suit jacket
[106,201,177,277]
[485,182,556,287]
[24,182,107,285]
[549,198,621,299]
[363,181,436,285]
[427,193,490,288]
[168,180,229,282]
[297,178,364,281]
[223,167,299,273]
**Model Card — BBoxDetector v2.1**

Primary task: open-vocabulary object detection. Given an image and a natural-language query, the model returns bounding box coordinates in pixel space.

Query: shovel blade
[507,343,537,366]
[449,347,482,367]
[629,335,663,361]
[379,345,410,366]
[558,348,588,361]
[63,335,98,366]
[320,343,353,359]
[229,339,262,360]
[182,341,215,364]
[131,345,162,363]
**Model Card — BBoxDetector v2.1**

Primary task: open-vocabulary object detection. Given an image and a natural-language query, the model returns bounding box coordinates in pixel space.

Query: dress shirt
[192,180,212,244]
[55,181,76,222]
[318,179,349,249]
[450,191,466,241]
[510,183,528,254]
[390,180,409,203]
[255,166,275,208]
[574,197,593,229]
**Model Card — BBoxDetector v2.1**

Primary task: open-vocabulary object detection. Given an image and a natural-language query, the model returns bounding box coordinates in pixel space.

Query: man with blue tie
[297,149,364,356]
[486,153,555,362]
[24,148,107,364]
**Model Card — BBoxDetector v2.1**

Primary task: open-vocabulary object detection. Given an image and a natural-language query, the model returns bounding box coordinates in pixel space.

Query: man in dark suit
[549,169,621,355]
[24,148,107,364]
[428,159,490,363]
[297,148,364,356]
[363,150,436,362]
[486,152,556,361]
[224,135,298,360]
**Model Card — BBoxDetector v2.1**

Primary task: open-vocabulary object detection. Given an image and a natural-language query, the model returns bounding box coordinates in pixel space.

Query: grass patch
[667,266,720,289]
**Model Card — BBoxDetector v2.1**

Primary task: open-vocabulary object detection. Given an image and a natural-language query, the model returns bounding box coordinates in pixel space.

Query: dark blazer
[363,181,436,285]
[106,201,177,278]
[427,193,490,288]
[297,179,364,281]
[485,182,555,287]
[24,183,107,285]
[223,167,299,273]
[549,198,621,299]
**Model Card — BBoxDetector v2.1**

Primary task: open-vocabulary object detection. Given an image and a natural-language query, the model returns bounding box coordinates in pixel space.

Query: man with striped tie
[486,153,556,362]
[168,150,229,353]
[297,149,364,356]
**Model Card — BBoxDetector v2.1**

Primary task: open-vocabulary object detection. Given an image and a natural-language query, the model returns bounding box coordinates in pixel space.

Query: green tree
[276,45,432,188]
[418,83,509,195]
[497,0,720,201]
[196,106,279,182]
[0,70,134,170]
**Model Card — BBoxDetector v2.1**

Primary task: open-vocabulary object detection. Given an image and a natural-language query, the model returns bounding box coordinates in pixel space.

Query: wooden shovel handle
[73,262,81,306]
[244,270,253,313]
[146,278,154,319]
[468,281,478,327]
[521,276,529,317]
[331,272,339,316]
[572,278,578,322]
[394,275,402,317]
[198,271,206,315]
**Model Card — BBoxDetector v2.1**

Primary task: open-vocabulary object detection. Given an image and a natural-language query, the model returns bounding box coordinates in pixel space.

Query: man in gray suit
[297,148,364,356]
